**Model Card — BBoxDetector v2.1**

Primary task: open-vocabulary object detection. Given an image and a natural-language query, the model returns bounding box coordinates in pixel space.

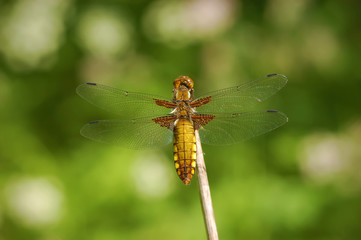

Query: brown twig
[195,130,219,240]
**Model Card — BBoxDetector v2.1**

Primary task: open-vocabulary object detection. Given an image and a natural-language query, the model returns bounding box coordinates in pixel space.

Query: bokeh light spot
[299,121,361,193]
[301,25,340,70]
[5,177,63,227]
[131,152,173,198]
[77,8,131,58]
[0,0,69,70]
[143,0,236,47]
[266,0,310,29]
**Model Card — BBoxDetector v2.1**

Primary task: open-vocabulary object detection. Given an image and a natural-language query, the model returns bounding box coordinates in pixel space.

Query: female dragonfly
[77,74,288,184]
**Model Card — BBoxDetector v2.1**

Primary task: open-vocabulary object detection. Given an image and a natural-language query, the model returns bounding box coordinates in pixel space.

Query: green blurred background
[0,0,361,239]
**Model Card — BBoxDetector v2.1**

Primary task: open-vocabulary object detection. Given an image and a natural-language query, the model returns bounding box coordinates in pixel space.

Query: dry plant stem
[195,130,219,240]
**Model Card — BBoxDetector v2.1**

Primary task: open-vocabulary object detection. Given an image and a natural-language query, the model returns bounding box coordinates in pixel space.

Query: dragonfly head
[174,76,194,89]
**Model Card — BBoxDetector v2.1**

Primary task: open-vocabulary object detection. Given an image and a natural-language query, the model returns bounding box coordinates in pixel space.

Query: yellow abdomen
[173,119,197,185]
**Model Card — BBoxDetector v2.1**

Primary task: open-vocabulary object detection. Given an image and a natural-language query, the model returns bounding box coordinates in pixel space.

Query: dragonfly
[77,73,288,184]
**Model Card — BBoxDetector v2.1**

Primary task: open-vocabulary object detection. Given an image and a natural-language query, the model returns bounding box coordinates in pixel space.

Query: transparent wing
[76,83,173,118]
[198,110,288,145]
[194,74,287,113]
[80,117,173,149]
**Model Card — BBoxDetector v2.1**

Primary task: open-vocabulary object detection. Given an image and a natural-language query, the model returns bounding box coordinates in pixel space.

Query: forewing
[194,74,287,113]
[198,110,288,145]
[80,117,173,149]
[76,83,173,118]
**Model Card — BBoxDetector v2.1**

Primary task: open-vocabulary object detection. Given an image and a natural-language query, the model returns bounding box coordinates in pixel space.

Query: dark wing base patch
[192,114,215,129]
[152,115,176,130]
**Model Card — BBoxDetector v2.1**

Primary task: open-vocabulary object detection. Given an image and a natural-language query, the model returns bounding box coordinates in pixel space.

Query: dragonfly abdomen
[173,119,197,185]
